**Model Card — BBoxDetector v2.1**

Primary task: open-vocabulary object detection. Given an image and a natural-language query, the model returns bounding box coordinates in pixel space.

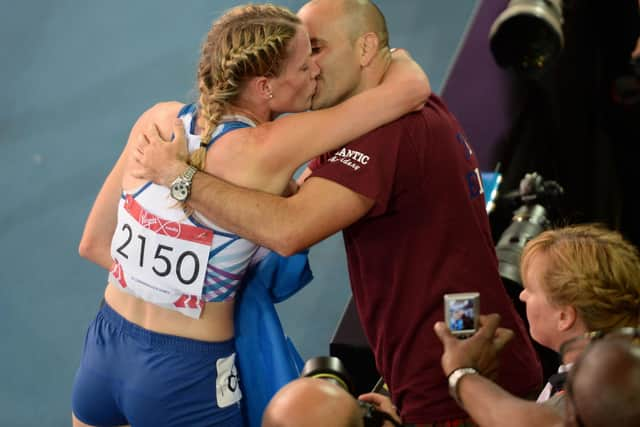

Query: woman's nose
[310,59,320,79]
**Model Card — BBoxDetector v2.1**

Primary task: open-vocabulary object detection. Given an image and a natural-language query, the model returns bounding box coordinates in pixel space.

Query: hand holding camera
[434,312,515,380]
[357,393,402,427]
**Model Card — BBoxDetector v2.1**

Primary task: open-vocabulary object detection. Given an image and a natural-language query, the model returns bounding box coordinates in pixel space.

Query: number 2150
[115,224,200,285]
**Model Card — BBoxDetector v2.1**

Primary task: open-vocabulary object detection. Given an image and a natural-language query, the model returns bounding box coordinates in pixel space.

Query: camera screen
[444,292,479,335]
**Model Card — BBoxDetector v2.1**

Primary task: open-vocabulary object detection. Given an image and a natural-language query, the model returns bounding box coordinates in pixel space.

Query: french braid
[189,4,300,171]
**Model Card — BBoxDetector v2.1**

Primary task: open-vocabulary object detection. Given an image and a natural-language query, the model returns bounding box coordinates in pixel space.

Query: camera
[490,0,564,79]
[493,173,566,381]
[300,355,354,393]
[444,292,480,337]
[495,172,564,287]
[300,356,401,427]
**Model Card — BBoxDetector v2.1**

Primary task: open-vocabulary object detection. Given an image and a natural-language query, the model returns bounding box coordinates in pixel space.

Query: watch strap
[447,367,479,408]
[180,164,197,182]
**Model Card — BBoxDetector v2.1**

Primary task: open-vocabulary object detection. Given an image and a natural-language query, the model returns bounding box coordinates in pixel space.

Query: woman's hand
[382,48,431,110]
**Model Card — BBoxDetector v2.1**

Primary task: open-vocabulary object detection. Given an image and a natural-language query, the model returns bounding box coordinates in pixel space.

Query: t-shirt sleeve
[308,156,322,172]
[310,118,407,217]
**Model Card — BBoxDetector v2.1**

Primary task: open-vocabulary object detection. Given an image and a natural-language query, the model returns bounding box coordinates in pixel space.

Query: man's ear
[358,32,380,67]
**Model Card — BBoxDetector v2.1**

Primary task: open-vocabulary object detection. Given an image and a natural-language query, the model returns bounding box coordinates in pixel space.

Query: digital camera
[444,292,480,337]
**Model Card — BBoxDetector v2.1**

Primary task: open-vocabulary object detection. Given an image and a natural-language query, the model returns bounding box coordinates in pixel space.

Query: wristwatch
[447,367,479,408]
[169,165,198,202]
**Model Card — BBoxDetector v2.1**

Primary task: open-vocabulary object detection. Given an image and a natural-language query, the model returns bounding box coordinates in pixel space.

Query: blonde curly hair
[521,224,640,331]
[190,4,301,171]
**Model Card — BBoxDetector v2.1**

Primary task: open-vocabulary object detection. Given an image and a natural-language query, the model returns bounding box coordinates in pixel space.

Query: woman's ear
[254,76,274,100]
[358,32,380,67]
[558,305,578,332]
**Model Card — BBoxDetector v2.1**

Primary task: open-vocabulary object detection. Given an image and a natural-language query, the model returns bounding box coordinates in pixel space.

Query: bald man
[262,377,400,427]
[135,1,542,424]
[262,378,363,427]
[566,338,640,427]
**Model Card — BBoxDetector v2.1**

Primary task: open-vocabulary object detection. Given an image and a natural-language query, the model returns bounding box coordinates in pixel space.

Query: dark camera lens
[300,356,354,394]
[491,14,562,78]
[490,0,564,79]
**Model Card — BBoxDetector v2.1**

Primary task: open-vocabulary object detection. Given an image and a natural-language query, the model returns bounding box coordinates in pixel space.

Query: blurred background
[1,0,638,425]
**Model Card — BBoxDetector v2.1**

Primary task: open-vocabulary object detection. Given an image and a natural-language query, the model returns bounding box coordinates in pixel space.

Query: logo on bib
[216,353,242,408]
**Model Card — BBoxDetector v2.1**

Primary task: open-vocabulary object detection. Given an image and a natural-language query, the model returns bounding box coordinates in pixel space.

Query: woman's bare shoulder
[134,101,185,137]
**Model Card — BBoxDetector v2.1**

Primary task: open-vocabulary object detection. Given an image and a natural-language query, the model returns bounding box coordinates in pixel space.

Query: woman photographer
[434,224,640,426]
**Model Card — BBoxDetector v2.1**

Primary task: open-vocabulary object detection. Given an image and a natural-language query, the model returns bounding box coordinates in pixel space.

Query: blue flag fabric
[234,249,313,427]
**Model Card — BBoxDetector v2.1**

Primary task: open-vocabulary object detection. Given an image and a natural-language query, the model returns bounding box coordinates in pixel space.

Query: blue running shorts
[71,303,243,427]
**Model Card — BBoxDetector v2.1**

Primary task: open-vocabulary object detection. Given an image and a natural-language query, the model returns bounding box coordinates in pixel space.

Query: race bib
[111,195,213,302]
[216,353,242,408]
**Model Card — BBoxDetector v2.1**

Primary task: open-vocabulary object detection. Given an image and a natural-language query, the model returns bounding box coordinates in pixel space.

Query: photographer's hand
[434,314,564,427]
[358,392,402,427]
[434,313,514,379]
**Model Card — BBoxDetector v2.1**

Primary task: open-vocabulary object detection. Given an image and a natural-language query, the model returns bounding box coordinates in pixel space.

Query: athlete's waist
[105,282,235,342]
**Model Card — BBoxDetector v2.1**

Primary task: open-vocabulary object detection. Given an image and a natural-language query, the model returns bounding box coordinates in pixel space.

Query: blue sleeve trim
[130,181,154,199]
[177,103,195,118]
[205,121,252,151]
[176,103,197,135]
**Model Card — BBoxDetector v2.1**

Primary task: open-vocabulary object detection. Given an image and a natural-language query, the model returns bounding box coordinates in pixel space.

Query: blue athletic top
[108,103,259,318]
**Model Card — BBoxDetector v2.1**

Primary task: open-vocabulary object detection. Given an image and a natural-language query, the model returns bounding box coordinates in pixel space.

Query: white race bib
[216,353,242,408]
[111,195,213,304]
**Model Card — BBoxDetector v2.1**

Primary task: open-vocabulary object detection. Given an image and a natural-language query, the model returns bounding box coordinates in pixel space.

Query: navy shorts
[71,303,243,427]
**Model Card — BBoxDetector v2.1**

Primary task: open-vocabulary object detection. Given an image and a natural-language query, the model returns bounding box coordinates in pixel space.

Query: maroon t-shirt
[310,95,542,423]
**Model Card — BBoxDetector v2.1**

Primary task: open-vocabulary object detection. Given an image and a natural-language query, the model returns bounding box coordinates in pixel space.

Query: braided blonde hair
[521,224,640,331]
[190,4,301,170]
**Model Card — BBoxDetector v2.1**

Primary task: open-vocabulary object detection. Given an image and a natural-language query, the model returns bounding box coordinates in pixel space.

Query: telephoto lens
[490,0,564,79]
[300,356,354,393]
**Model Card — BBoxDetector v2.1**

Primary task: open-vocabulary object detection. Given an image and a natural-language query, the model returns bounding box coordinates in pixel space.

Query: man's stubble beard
[310,76,340,110]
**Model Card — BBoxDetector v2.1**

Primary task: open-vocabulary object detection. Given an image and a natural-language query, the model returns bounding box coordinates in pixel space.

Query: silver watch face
[170,166,197,202]
[170,181,189,202]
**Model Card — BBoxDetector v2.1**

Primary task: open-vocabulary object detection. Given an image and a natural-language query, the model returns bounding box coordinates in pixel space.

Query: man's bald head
[262,378,363,427]
[296,0,390,108]
[300,0,388,48]
[569,339,640,427]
